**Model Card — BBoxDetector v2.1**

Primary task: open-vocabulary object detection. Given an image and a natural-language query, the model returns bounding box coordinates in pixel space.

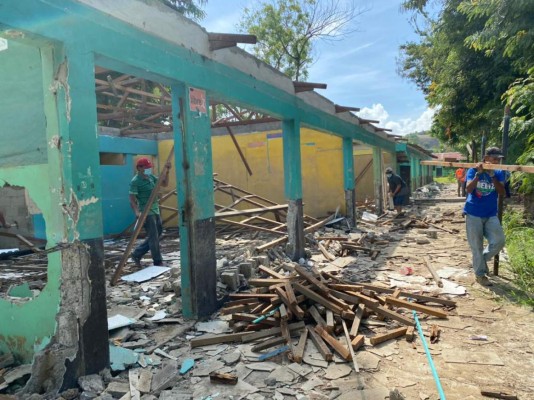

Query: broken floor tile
[221,350,241,365]
[288,362,313,377]
[109,345,139,371]
[192,376,259,400]
[354,352,380,370]
[337,388,390,400]
[108,315,137,331]
[301,376,324,391]
[78,374,104,394]
[122,266,171,283]
[324,364,352,380]
[267,366,298,384]
[191,360,225,377]
[245,362,278,372]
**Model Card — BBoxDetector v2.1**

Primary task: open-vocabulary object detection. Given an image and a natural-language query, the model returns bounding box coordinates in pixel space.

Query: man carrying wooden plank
[129,157,171,267]
[464,147,506,286]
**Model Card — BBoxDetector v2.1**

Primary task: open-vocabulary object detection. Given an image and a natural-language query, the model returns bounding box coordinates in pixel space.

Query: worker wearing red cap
[129,157,171,267]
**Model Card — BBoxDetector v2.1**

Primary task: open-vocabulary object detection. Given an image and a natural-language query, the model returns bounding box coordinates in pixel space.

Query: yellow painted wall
[157,128,346,225]
[156,129,402,225]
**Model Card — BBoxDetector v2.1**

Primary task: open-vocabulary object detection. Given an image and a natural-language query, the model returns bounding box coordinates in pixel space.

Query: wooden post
[494,105,511,276]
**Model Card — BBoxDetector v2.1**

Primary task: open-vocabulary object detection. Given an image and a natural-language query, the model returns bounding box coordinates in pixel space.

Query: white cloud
[358,103,435,135]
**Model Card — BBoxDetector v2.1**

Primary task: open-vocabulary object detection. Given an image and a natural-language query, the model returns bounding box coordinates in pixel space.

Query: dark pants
[132,214,163,264]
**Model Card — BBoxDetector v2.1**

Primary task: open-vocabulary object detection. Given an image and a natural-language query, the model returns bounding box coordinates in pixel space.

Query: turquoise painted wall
[0,40,47,166]
[99,135,158,235]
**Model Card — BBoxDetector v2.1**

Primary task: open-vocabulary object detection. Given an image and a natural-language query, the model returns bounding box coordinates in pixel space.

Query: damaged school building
[0,0,436,396]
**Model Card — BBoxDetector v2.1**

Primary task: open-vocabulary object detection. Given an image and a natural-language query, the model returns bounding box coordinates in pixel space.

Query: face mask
[144,168,152,175]
[386,173,392,178]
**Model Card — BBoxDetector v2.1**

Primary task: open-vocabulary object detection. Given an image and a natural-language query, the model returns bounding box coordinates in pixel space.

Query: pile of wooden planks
[190,264,456,365]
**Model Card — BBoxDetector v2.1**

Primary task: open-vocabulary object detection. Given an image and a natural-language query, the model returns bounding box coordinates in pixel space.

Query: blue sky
[201,0,434,135]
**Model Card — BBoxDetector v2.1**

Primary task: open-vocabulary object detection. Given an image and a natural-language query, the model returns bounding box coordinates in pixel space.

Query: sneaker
[131,256,142,267]
[475,275,493,287]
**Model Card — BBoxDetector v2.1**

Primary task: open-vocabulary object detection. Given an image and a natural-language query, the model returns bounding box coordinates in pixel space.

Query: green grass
[434,175,456,184]
[502,210,534,307]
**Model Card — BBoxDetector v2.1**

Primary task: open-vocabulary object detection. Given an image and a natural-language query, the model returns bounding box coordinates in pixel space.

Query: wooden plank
[217,204,289,219]
[251,336,287,352]
[385,297,448,319]
[191,332,252,348]
[293,328,308,363]
[294,265,330,295]
[228,293,278,300]
[423,256,443,288]
[307,326,333,362]
[308,305,327,329]
[420,160,534,174]
[370,327,409,345]
[248,278,289,287]
[284,281,298,307]
[405,327,415,342]
[329,284,363,292]
[232,313,279,327]
[241,321,305,343]
[111,145,174,285]
[371,305,415,326]
[330,290,361,305]
[318,242,336,261]
[351,334,365,351]
[279,304,288,320]
[256,214,336,252]
[209,372,238,385]
[348,291,379,308]
[258,265,286,279]
[350,304,365,337]
[315,326,351,361]
[354,283,457,307]
[220,304,250,315]
[342,320,359,372]
[293,283,343,314]
[274,287,305,319]
[326,310,335,333]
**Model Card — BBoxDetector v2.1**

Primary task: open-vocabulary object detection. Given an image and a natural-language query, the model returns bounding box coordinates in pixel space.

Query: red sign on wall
[189,87,206,114]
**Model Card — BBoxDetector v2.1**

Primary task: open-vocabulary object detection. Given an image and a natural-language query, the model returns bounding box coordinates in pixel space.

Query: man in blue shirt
[464,147,506,286]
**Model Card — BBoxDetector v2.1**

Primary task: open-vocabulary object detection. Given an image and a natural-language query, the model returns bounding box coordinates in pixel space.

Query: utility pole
[494,105,511,275]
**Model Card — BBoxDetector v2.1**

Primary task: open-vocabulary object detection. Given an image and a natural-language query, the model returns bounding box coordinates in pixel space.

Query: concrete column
[390,150,398,175]
[410,156,417,193]
[283,118,305,261]
[372,147,384,215]
[172,84,216,318]
[22,44,109,395]
[343,137,355,228]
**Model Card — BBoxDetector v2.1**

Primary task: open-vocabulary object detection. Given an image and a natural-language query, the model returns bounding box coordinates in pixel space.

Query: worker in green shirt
[129,157,171,267]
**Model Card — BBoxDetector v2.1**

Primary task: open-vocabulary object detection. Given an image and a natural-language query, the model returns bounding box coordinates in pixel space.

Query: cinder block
[238,262,254,278]
[220,269,239,291]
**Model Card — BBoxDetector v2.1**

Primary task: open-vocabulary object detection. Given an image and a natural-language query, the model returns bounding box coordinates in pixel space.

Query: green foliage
[502,210,534,304]
[398,0,533,161]
[239,0,364,81]
[157,0,207,20]
[239,0,313,81]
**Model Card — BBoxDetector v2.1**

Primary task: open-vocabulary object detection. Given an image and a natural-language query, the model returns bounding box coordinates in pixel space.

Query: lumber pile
[191,265,455,364]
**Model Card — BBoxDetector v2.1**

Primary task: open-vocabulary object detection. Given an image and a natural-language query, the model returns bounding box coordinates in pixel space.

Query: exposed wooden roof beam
[358,118,380,124]
[209,33,257,51]
[293,81,327,93]
[97,105,172,121]
[334,105,361,113]
[211,117,278,128]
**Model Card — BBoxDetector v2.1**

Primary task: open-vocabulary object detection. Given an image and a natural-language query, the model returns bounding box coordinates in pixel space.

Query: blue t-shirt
[463,168,505,218]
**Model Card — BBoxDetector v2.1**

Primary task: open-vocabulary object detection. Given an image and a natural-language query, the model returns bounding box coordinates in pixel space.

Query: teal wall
[0,40,47,166]
[99,135,158,235]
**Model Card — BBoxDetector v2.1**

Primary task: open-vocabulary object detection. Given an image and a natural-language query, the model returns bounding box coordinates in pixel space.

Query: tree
[398,0,532,161]
[156,0,207,21]
[239,0,366,81]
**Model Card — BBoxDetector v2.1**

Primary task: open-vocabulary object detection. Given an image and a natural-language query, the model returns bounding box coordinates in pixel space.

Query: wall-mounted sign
[0,38,8,52]
[189,87,206,114]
